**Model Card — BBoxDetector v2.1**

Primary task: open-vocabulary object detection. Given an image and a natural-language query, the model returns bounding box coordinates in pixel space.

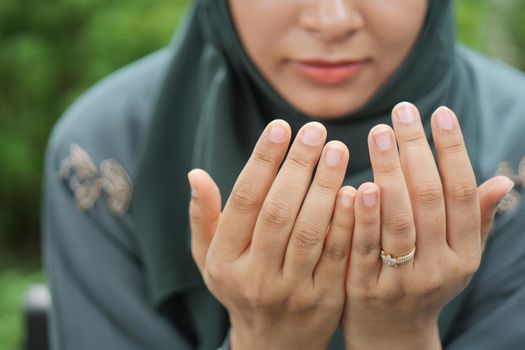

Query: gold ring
[380,247,416,267]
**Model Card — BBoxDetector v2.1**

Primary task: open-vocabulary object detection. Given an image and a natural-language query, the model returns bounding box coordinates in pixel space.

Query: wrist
[345,320,441,350]
[230,326,327,350]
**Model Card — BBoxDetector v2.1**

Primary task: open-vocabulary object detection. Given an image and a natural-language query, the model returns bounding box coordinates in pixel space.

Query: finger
[188,169,222,273]
[251,122,327,270]
[315,186,356,290]
[431,107,480,254]
[368,124,416,260]
[391,102,447,260]
[478,176,515,244]
[210,120,291,260]
[284,141,349,281]
[348,183,381,289]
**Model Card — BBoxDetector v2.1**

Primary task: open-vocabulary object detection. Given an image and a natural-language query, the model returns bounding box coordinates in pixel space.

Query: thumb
[478,175,515,244]
[188,169,222,273]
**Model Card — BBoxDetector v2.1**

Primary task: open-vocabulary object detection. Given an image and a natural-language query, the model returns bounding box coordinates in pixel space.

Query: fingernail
[268,123,287,144]
[373,129,391,151]
[397,103,415,124]
[187,173,198,198]
[436,107,454,130]
[342,192,354,209]
[302,123,324,146]
[363,188,377,207]
[325,145,344,167]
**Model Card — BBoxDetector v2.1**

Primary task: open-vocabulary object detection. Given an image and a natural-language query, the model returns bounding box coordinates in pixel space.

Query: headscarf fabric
[132,0,480,344]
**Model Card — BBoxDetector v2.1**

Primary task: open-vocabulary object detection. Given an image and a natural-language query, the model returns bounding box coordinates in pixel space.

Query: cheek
[229,0,297,71]
[365,1,427,72]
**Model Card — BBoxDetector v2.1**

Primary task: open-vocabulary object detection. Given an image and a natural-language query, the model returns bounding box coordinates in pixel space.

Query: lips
[294,59,365,85]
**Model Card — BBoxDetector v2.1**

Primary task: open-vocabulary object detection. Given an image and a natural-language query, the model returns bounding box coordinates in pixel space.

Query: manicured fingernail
[325,145,343,167]
[363,188,377,207]
[373,129,391,151]
[436,107,453,130]
[302,123,324,146]
[268,123,287,144]
[342,192,354,209]
[396,103,415,124]
[187,173,198,198]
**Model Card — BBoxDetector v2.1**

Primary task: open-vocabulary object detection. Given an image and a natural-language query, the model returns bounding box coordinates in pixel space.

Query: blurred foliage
[0,0,525,348]
[0,0,189,260]
[506,0,525,70]
[0,267,44,349]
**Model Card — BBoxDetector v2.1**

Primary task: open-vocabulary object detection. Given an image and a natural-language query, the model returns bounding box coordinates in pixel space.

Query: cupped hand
[342,103,514,350]
[188,120,355,350]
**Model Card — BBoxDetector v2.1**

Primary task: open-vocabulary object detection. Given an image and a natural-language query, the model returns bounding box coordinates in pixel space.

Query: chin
[291,95,368,120]
[277,78,376,119]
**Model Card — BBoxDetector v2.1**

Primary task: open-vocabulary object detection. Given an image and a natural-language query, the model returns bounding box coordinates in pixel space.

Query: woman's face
[228,0,427,119]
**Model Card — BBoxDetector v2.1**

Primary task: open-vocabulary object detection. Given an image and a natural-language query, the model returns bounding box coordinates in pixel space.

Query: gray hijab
[132,1,480,345]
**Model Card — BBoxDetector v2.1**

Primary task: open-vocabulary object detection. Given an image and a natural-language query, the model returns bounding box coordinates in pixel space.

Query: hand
[342,103,515,350]
[188,120,355,350]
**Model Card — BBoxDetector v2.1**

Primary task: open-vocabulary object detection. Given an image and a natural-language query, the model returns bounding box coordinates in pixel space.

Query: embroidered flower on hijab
[58,144,132,215]
[495,157,525,214]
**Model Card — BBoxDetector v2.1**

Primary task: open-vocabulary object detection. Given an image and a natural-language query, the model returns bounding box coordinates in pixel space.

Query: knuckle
[348,285,372,302]
[442,139,465,156]
[450,181,478,205]
[354,240,379,257]
[314,175,339,195]
[230,182,260,213]
[319,297,343,311]
[252,149,277,169]
[204,260,227,285]
[416,273,444,297]
[384,211,414,237]
[375,162,400,176]
[413,181,443,205]
[292,221,325,251]
[351,285,391,304]
[287,294,317,313]
[356,214,378,230]
[241,285,277,310]
[463,259,480,277]
[322,243,347,262]
[400,132,426,147]
[348,286,367,300]
[260,199,292,228]
[332,218,352,234]
[382,287,406,302]
[193,210,220,225]
[287,151,316,171]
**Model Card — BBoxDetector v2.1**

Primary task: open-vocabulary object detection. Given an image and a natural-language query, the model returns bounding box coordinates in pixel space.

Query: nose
[300,0,364,43]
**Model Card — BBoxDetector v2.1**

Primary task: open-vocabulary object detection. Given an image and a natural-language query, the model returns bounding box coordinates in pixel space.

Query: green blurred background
[0,0,524,348]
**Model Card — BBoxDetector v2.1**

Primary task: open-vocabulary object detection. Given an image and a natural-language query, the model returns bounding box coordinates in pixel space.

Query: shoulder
[459,45,525,96]
[45,48,172,207]
[459,47,525,178]
[46,48,172,174]
[459,46,525,137]
[458,47,525,219]
[45,48,172,216]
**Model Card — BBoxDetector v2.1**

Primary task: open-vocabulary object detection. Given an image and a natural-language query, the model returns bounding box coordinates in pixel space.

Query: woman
[43,0,525,349]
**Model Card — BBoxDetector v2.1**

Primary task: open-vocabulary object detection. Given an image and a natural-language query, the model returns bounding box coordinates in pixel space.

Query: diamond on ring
[380,247,416,267]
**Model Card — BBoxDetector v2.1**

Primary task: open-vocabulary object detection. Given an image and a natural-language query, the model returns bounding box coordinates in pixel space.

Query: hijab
[133,0,479,313]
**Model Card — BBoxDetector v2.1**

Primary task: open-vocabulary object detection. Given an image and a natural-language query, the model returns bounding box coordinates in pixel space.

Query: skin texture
[228,0,427,119]
[188,105,513,350]
[187,1,515,349]
[341,104,513,350]
[190,121,354,350]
